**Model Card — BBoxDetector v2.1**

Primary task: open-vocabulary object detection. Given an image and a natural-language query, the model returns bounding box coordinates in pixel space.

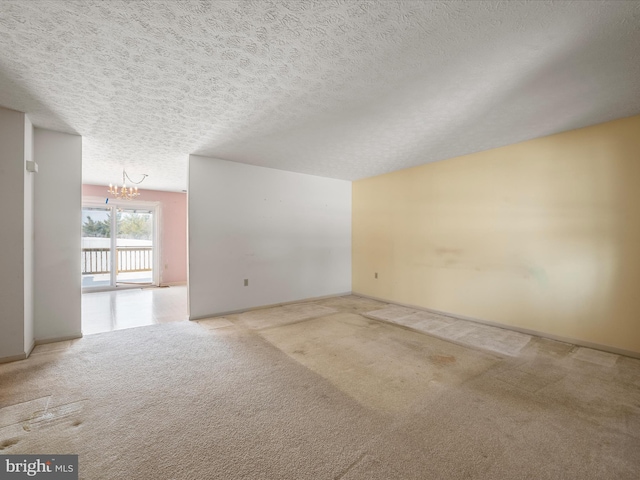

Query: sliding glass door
[82,203,158,290]
[116,208,154,285]
[81,206,112,288]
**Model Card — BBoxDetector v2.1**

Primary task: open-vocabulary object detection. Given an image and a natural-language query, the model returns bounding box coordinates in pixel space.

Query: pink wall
[82,185,187,285]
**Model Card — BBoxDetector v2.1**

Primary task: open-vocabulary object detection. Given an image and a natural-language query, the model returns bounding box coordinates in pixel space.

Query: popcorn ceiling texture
[0,0,639,191]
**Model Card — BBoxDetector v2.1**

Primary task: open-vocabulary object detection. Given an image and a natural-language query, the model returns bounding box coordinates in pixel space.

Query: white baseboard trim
[189,291,353,320]
[160,281,187,287]
[36,332,83,345]
[0,352,28,364]
[26,339,35,357]
[353,292,640,360]
[35,333,83,345]
[0,339,36,364]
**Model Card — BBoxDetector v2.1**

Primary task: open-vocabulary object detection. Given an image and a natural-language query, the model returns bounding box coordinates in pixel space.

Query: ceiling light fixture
[108,169,148,200]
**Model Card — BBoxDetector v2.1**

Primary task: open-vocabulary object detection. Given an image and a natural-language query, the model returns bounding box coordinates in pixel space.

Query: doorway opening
[81,202,159,290]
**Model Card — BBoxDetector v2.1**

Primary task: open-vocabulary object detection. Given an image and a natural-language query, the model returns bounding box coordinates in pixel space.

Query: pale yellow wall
[353,115,640,354]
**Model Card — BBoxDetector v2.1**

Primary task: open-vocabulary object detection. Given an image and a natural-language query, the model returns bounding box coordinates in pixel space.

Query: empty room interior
[1,1,639,479]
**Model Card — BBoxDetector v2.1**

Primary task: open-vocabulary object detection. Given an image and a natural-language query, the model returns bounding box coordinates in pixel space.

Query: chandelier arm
[123,170,148,185]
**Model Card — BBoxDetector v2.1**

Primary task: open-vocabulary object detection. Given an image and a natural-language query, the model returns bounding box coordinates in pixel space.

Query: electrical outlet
[244,279,249,287]
[375,272,378,279]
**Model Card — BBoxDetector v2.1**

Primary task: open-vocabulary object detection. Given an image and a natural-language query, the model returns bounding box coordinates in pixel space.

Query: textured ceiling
[1,1,639,191]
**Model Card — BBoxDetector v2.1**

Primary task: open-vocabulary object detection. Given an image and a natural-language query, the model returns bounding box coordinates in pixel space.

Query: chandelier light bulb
[107,169,147,200]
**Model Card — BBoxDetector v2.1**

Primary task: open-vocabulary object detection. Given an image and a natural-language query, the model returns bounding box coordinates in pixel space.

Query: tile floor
[81,285,188,335]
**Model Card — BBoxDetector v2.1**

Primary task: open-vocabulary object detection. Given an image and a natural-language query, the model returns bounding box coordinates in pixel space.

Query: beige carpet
[1,295,639,479]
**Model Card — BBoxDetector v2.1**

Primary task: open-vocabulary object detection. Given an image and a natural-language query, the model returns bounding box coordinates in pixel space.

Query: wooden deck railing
[82,247,153,275]
[82,248,110,275]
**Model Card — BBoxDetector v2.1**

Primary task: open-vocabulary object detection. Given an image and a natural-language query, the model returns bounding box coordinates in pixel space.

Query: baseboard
[0,351,28,364]
[189,291,353,320]
[35,333,83,345]
[26,339,36,357]
[353,292,640,360]
[160,281,187,287]
[0,338,36,364]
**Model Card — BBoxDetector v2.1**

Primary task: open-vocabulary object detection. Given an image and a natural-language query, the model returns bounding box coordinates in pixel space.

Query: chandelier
[108,169,148,200]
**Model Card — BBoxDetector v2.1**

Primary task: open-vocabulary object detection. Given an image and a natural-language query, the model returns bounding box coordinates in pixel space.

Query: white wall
[0,107,31,360]
[188,155,352,318]
[23,116,35,353]
[34,128,82,341]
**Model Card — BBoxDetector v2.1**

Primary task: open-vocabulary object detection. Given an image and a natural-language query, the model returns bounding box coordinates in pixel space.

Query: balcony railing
[82,247,153,275]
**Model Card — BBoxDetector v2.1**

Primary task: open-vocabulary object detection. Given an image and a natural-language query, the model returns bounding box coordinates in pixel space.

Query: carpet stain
[429,355,456,366]
[0,395,51,429]
[259,313,496,412]
[0,439,19,450]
